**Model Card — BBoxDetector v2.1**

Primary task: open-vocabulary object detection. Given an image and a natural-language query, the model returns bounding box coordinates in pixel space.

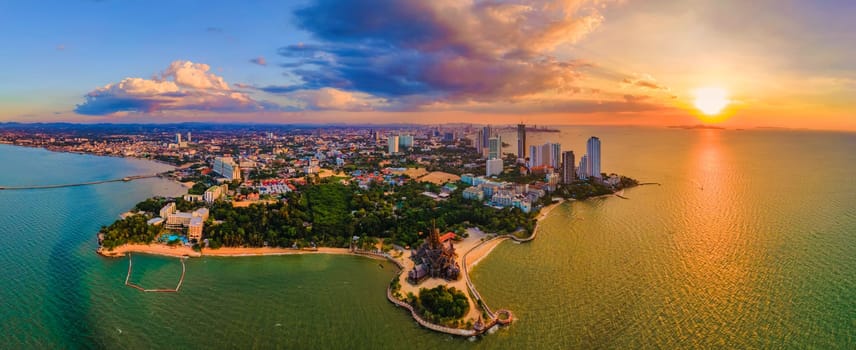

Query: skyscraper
[388,135,400,154]
[562,151,576,184]
[548,143,561,169]
[476,129,484,156]
[528,142,561,169]
[517,124,526,159]
[488,135,502,160]
[187,132,192,143]
[481,125,491,150]
[578,155,588,180]
[586,136,601,179]
[528,145,540,168]
[399,134,414,149]
[175,133,182,144]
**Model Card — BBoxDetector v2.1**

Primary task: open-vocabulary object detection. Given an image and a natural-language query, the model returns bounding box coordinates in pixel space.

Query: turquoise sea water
[1,127,855,348]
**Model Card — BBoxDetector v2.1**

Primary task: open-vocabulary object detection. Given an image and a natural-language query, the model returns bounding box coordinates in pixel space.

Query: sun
[693,87,730,116]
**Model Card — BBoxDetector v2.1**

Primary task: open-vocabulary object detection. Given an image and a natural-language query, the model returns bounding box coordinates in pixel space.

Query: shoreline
[98,244,356,259]
[0,143,186,191]
[0,143,182,169]
[95,172,630,338]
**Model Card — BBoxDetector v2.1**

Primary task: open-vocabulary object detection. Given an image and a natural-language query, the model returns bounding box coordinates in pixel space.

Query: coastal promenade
[0,174,161,191]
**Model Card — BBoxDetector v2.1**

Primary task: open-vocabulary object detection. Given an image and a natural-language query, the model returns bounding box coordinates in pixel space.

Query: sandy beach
[201,246,351,257]
[98,244,201,258]
[98,244,352,258]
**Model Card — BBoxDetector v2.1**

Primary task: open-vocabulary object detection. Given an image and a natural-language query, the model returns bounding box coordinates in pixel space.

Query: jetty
[0,174,160,191]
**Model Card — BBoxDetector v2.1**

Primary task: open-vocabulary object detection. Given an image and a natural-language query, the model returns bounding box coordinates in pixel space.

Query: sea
[0,126,854,349]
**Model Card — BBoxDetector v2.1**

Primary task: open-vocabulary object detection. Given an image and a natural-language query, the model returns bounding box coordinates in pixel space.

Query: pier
[0,174,160,191]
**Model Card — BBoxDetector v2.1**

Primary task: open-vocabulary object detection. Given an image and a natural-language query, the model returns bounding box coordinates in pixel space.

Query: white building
[463,187,484,201]
[486,158,503,177]
[159,202,176,219]
[578,155,589,180]
[529,143,561,169]
[188,217,204,241]
[213,156,241,181]
[192,207,209,221]
[167,212,193,226]
[491,191,514,206]
[586,136,601,179]
[388,135,400,154]
[204,185,224,203]
[488,135,502,160]
[399,134,414,149]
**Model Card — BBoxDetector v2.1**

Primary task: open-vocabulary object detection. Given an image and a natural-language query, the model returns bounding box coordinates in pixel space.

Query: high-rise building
[529,145,540,168]
[187,132,192,143]
[578,155,588,180]
[528,142,561,169]
[399,134,414,149]
[548,143,561,169]
[388,135,400,154]
[586,136,601,179]
[175,133,182,144]
[488,135,502,160]
[517,124,526,159]
[481,125,491,149]
[475,129,484,155]
[486,158,503,177]
[213,156,241,181]
[562,151,576,184]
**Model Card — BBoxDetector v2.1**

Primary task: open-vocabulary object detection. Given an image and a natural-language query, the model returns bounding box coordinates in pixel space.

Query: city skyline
[1,1,854,131]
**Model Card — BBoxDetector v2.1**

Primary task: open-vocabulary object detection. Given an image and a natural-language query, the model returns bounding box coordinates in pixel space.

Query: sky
[0,0,854,130]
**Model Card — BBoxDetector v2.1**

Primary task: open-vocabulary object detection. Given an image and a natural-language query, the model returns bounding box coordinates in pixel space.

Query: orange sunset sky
[1,0,854,130]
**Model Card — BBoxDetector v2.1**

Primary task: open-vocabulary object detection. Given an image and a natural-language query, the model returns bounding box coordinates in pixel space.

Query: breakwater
[0,174,160,191]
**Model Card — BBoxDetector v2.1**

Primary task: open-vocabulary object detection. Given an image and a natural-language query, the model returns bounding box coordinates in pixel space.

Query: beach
[98,244,353,258]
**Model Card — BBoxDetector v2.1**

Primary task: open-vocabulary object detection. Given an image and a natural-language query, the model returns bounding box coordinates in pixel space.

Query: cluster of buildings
[460,174,546,213]
[349,168,409,189]
[476,123,603,183]
[213,156,242,181]
[150,202,210,242]
[386,134,415,154]
[475,125,505,177]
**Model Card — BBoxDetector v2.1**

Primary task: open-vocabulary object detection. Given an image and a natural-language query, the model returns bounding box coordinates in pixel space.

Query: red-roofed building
[439,232,456,243]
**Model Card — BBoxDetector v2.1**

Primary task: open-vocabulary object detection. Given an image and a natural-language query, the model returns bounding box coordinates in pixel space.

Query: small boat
[378,263,384,269]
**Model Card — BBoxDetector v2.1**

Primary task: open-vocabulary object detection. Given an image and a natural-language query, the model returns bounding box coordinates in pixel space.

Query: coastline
[98,244,356,259]
[0,143,187,193]
[0,143,179,171]
[94,170,626,338]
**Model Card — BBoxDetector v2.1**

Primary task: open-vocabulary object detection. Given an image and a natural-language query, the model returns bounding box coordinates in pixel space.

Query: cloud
[56,44,66,51]
[623,94,650,103]
[291,88,388,111]
[622,73,669,91]
[75,60,270,116]
[250,56,267,66]
[282,0,619,108]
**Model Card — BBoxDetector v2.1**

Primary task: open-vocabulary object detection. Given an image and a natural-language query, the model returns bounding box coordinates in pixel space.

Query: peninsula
[7,122,637,336]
